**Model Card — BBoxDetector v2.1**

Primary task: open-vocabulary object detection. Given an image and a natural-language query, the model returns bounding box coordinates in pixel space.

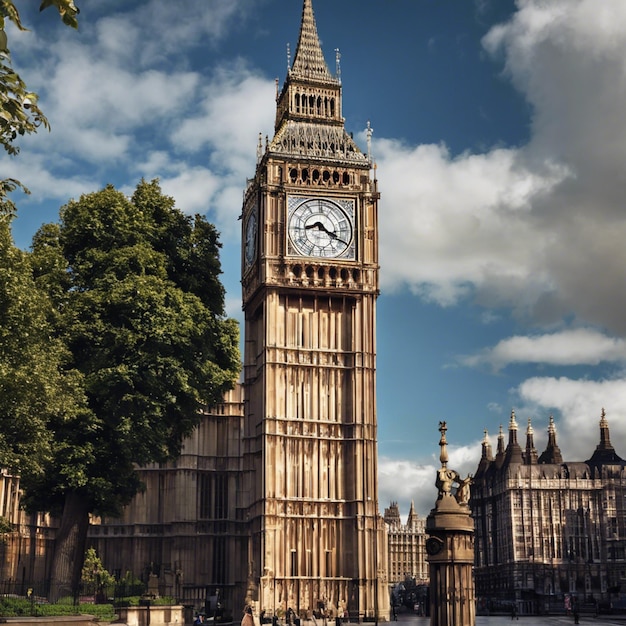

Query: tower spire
[525,418,538,465]
[290,0,335,83]
[495,423,506,468]
[586,408,625,470]
[475,428,494,477]
[538,415,563,464]
[503,409,524,466]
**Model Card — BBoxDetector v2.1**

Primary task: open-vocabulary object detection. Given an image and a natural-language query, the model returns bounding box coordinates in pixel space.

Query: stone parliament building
[471,409,626,614]
[0,0,626,620]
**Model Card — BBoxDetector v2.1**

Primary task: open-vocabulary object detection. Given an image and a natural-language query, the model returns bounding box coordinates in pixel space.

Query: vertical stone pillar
[425,422,475,626]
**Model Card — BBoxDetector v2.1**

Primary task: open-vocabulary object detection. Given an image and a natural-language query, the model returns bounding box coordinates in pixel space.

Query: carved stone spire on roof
[482,429,493,461]
[586,408,625,469]
[290,0,337,84]
[598,407,612,450]
[495,423,506,468]
[504,409,524,466]
[407,500,418,528]
[538,415,563,465]
[476,428,494,476]
[383,501,401,528]
[525,418,538,465]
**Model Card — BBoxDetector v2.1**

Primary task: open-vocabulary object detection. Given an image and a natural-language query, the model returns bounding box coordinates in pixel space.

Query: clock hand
[304,221,348,246]
[326,230,348,246]
[305,221,326,231]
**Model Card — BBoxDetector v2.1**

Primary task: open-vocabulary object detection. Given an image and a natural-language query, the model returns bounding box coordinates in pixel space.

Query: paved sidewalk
[390,611,626,626]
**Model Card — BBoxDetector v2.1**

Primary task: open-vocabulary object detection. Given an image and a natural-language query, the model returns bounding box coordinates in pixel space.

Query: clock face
[245,211,257,266]
[425,537,443,556]
[288,197,354,259]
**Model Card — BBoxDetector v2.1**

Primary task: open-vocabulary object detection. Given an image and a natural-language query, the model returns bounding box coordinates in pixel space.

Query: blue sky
[4,0,626,518]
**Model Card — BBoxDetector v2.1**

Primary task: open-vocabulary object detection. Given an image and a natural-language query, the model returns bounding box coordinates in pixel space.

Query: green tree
[26,179,240,601]
[0,1,79,215]
[0,213,87,481]
[80,547,115,600]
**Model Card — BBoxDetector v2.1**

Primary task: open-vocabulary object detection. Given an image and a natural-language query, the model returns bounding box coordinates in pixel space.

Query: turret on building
[384,501,428,584]
[472,409,626,616]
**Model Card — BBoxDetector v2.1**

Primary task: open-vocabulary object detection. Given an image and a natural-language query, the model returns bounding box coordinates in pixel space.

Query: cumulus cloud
[517,377,626,462]
[375,140,567,308]
[376,0,626,336]
[378,440,482,518]
[7,0,271,245]
[459,328,626,370]
[378,457,436,518]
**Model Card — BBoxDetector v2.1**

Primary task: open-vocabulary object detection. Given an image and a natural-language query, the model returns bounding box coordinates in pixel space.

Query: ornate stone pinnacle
[439,421,448,468]
[290,0,336,83]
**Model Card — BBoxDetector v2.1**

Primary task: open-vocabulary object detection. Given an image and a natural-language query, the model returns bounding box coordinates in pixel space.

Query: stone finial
[600,407,608,428]
[438,421,448,468]
[548,414,556,434]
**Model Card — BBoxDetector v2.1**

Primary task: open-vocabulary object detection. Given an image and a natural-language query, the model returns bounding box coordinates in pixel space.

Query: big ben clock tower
[241,0,386,619]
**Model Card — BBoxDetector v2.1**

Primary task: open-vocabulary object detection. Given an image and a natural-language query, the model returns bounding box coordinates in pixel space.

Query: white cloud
[460,327,626,370]
[375,140,567,308]
[378,458,436,519]
[159,167,223,216]
[374,0,626,337]
[172,66,275,161]
[6,1,275,247]
[378,440,481,519]
[0,152,100,204]
[512,376,626,467]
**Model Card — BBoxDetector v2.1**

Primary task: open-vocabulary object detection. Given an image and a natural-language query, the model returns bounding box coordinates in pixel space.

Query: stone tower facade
[240,0,386,619]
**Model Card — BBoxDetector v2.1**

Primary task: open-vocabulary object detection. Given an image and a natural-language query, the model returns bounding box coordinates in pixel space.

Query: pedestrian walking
[242,605,255,626]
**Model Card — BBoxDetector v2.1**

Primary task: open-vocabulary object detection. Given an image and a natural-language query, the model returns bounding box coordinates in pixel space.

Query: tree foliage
[0,0,79,215]
[26,179,240,515]
[25,179,240,599]
[0,214,87,481]
[81,547,115,596]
